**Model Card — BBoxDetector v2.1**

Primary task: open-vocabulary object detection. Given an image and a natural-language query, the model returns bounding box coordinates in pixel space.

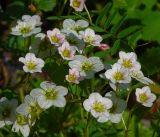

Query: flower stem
[19,88,24,103]
[84,4,92,24]
[122,116,127,131]
[59,0,68,15]
[85,113,90,137]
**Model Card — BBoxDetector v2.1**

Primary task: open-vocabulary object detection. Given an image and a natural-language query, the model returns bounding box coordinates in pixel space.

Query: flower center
[62,49,71,57]
[51,35,60,43]
[19,26,31,34]
[28,103,42,116]
[139,93,149,102]
[92,101,105,113]
[45,89,58,100]
[113,71,124,81]
[72,0,81,7]
[81,62,93,72]
[122,59,133,68]
[68,74,77,82]
[2,107,11,118]
[16,114,28,125]
[85,36,94,44]
[26,62,37,70]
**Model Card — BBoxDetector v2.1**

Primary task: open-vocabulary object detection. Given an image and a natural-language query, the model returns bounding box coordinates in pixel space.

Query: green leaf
[95,2,112,25]
[110,15,127,34]
[104,9,118,29]
[140,47,160,75]
[7,1,25,18]
[33,0,57,12]
[127,30,142,49]
[118,26,140,38]
[102,33,113,39]
[47,15,80,20]
[91,24,106,32]
[95,40,120,57]
[94,50,110,58]
[110,40,121,55]
[125,0,160,42]
[44,59,68,85]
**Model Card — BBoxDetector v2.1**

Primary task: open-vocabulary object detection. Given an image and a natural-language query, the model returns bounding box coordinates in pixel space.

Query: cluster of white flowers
[46,19,102,60]
[0,81,68,137]
[105,51,154,90]
[46,19,104,84]
[103,51,156,108]
[8,13,158,136]
[15,81,68,136]
[83,92,126,123]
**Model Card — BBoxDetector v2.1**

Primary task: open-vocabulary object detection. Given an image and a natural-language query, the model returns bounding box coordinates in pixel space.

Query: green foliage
[140,47,160,75]
[33,0,57,12]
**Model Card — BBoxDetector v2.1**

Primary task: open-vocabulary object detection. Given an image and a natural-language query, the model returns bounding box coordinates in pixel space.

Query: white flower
[30,81,68,109]
[16,95,43,120]
[63,19,89,31]
[105,63,131,84]
[131,70,154,85]
[35,33,46,40]
[12,114,30,137]
[66,68,81,84]
[118,51,141,72]
[135,86,156,107]
[80,28,102,46]
[69,55,104,79]
[47,28,65,46]
[70,0,85,11]
[58,42,76,60]
[11,15,42,37]
[22,15,42,26]
[0,97,18,128]
[83,93,113,123]
[105,92,126,123]
[19,53,45,73]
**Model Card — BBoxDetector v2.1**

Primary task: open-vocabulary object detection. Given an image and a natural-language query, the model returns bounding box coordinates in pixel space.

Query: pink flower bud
[98,43,110,51]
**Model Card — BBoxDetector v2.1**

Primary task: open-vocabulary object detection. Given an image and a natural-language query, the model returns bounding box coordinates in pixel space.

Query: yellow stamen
[139,93,149,102]
[81,62,93,72]
[45,89,57,100]
[62,49,70,57]
[19,26,31,34]
[113,71,124,81]
[72,0,81,7]
[122,59,133,68]
[92,101,105,112]
[26,62,37,70]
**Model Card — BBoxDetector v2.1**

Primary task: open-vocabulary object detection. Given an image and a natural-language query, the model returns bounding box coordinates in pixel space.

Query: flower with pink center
[47,28,65,46]
[66,68,81,84]
[58,42,76,60]
[70,0,85,12]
